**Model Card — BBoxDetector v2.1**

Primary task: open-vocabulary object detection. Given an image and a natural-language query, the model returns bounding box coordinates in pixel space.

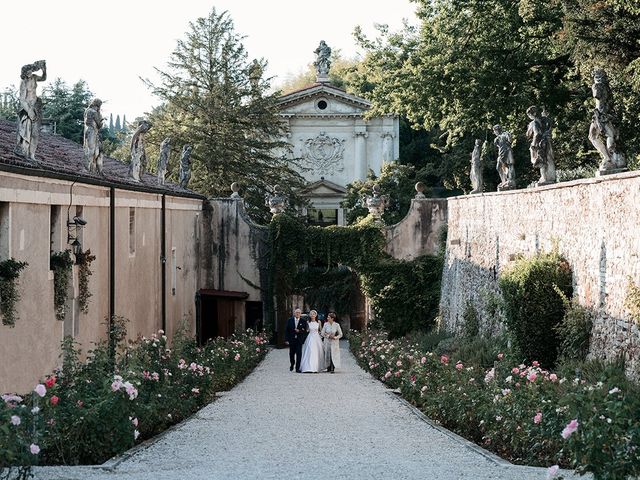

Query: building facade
[277,82,399,225]
[0,119,204,393]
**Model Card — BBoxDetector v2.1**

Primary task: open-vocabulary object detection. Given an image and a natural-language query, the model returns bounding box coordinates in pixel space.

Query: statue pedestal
[497,183,516,192]
[597,167,628,177]
[316,74,330,83]
[535,180,556,187]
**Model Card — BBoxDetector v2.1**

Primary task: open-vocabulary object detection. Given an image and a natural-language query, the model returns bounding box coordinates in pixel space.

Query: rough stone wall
[440,171,640,373]
[384,198,448,259]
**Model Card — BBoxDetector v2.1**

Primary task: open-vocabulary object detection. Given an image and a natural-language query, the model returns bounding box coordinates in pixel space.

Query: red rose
[45,376,56,388]
[50,395,60,406]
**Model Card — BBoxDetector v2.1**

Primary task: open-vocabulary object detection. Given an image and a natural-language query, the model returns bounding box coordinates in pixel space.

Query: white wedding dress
[300,321,324,373]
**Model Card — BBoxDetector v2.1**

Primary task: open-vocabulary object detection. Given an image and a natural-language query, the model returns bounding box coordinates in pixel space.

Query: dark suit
[285,316,308,372]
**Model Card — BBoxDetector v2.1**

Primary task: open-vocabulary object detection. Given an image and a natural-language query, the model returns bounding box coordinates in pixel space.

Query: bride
[299,310,324,373]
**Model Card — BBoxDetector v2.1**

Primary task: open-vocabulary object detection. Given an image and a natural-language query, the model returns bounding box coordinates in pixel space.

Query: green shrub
[499,251,572,367]
[461,301,480,338]
[554,290,593,362]
[407,329,453,353]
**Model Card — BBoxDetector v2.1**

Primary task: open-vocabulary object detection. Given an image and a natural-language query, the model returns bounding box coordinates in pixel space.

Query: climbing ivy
[0,258,28,326]
[50,250,74,321]
[267,214,442,341]
[76,249,96,314]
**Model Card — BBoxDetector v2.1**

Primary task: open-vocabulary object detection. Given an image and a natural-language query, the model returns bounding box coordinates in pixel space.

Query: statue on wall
[314,40,331,81]
[526,106,556,186]
[83,98,104,174]
[588,69,626,174]
[15,60,46,161]
[179,144,193,189]
[493,125,516,191]
[365,184,388,219]
[129,120,152,182]
[157,137,171,185]
[265,185,287,214]
[470,139,483,194]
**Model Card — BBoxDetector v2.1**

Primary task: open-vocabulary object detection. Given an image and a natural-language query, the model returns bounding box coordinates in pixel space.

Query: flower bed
[1,328,268,474]
[350,330,640,480]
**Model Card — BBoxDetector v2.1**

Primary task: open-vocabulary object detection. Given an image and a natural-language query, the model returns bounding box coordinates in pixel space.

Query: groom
[285,308,308,373]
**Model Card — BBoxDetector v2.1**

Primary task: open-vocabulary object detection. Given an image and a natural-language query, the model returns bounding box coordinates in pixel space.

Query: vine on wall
[0,258,28,326]
[268,214,442,341]
[76,249,96,314]
[50,250,73,321]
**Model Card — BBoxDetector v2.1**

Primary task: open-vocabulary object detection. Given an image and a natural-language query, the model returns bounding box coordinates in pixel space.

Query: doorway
[197,289,249,345]
[245,301,263,332]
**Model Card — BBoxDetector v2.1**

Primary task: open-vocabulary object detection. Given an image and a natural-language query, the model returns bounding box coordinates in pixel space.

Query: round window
[317,100,328,110]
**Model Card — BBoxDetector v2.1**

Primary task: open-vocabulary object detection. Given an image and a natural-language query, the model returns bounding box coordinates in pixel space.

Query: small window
[129,207,136,255]
[0,202,10,260]
[317,100,328,110]
[307,208,338,226]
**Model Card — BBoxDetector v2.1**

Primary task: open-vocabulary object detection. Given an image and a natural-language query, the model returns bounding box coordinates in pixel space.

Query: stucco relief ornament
[301,132,345,175]
[265,185,287,215]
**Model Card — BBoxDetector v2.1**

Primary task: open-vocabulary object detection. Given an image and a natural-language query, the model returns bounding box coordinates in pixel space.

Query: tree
[114,114,121,132]
[342,162,418,225]
[276,51,362,94]
[143,7,306,221]
[41,79,93,143]
[0,87,18,120]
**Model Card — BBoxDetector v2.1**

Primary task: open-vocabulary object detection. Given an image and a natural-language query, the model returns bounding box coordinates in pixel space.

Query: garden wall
[384,198,447,259]
[440,171,640,372]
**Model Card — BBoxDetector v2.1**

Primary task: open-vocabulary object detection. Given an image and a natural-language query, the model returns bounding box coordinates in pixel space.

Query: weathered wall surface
[0,171,203,393]
[203,198,267,303]
[440,171,640,372]
[385,198,448,259]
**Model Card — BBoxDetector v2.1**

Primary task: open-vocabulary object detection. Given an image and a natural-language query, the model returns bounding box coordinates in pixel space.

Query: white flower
[608,387,620,395]
[505,375,513,383]
[31,407,40,414]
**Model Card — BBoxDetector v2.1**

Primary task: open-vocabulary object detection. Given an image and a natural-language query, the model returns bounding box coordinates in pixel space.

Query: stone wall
[440,171,640,373]
[384,198,448,259]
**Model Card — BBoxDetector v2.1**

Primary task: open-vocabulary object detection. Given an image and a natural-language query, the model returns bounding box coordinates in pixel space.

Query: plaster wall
[0,172,203,393]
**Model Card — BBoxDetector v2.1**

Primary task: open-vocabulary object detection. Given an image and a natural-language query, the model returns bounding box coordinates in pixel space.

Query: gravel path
[33,342,586,480]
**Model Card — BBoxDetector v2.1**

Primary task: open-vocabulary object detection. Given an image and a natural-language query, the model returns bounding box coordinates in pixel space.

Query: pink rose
[455,362,464,370]
[497,353,504,360]
[532,361,540,367]
[549,373,558,382]
[440,355,449,365]
[527,371,537,382]
[34,384,46,397]
[547,465,560,479]
[533,412,542,424]
[30,444,40,455]
[421,357,426,364]
[234,353,241,361]
[10,415,21,426]
[561,419,579,439]
[511,367,519,374]
[45,376,56,388]
[50,395,60,406]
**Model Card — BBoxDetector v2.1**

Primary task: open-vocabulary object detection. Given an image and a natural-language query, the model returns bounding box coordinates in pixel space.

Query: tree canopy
[349,0,640,191]
[142,7,306,221]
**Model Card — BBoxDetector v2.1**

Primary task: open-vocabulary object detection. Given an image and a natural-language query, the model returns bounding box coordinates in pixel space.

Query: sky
[0,0,417,122]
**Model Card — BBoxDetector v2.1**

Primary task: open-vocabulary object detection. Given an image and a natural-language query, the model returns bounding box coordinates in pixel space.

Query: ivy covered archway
[266,214,443,345]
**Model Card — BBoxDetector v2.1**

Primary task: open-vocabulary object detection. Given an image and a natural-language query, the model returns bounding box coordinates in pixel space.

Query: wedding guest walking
[322,312,343,373]
[285,308,307,373]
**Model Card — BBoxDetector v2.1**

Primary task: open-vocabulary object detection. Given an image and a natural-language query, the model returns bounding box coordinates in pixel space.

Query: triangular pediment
[300,178,348,197]
[277,83,371,116]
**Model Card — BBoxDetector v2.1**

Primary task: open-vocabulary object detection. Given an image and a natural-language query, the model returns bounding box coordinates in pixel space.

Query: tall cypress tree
[115,114,121,132]
[144,7,305,221]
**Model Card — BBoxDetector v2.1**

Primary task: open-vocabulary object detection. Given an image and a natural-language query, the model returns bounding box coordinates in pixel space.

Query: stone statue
[314,40,331,81]
[15,60,46,161]
[365,184,388,219]
[381,133,394,163]
[588,69,626,174]
[493,125,516,191]
[265,185,287,214]
[526,106,556,186]
[157,137,171,185]
[129,120,152,182]
[470,139,483,194]
[179,145,193,189]
[83,98,104,174]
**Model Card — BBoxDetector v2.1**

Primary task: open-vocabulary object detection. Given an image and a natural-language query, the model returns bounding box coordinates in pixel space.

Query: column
[354,130,368,180]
